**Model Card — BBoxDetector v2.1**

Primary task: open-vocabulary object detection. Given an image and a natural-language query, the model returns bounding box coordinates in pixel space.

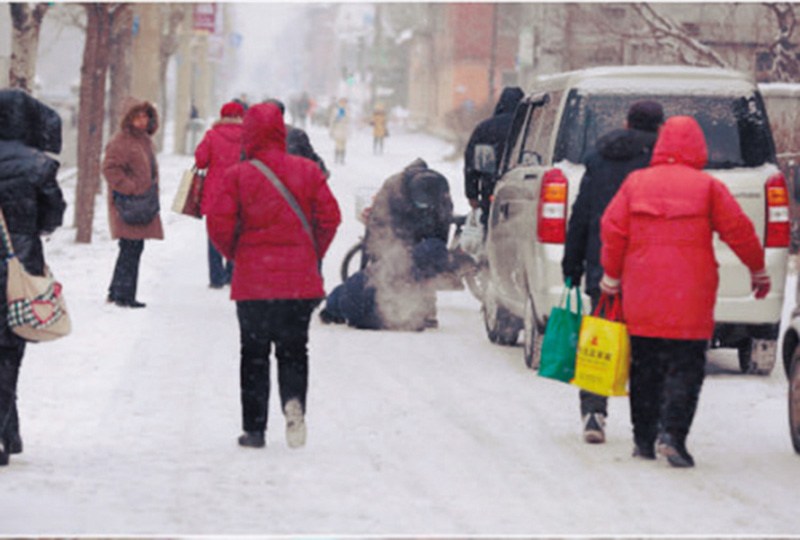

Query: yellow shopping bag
[571,294,630,397]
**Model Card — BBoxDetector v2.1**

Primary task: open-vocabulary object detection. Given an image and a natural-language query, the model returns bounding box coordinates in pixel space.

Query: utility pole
[174,16,193,154]
[131,4,161,108]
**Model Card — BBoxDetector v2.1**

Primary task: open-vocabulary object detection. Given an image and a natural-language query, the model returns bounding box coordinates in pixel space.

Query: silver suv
[481,66,789,375]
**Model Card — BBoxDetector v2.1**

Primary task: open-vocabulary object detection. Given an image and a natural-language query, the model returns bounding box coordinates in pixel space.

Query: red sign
[193,3,216,33]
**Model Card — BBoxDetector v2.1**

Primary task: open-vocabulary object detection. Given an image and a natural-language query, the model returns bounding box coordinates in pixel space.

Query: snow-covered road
[1,121,798,536]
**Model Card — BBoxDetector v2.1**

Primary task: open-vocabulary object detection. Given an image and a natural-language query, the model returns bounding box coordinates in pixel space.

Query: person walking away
[206,102,341,449]
[463,87,523,227]
[0,88,67,465]
[329,98,349,165]
[194,101,244,289]
[600,115,770,468]
[370,103,388,155]
[102,98,164,308]
[561,100,664,444]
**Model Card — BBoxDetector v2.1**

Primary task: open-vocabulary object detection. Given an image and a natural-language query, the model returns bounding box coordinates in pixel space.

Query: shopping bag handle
[594,293,623,321]
[561,277,583,316]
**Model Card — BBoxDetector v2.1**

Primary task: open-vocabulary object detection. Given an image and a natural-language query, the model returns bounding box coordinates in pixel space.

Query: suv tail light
[765,173,790,248]
[537,168,568,244]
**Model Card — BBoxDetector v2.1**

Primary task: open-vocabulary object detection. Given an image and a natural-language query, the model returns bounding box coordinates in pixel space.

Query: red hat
[220,101,244,118]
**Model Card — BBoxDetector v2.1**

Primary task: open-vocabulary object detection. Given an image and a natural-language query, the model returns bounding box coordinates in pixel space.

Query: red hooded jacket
[194,119,243,215]
[600,116,765,340]
[205,103,341,300]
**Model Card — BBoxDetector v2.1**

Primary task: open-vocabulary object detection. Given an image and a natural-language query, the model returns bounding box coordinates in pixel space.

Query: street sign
[193,3,216,33]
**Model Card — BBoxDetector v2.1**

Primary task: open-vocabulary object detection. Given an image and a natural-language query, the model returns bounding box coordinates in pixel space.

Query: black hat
[627,100,664,133]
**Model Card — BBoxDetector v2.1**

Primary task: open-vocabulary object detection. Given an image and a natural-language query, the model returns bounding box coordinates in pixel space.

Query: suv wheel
[523,295,544,369]
[788,347,800,454]
[482,283,520,346]
[738,338,778,375]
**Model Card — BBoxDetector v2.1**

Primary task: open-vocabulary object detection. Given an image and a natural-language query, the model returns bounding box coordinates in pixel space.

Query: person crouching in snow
[599,115,770,468]
[194,101,244,289]
[205,102,341,450]
[320,158,454,331]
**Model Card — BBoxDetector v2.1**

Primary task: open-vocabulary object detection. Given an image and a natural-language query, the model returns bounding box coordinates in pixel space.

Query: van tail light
[537,168,568,244]
[765,173,790,248]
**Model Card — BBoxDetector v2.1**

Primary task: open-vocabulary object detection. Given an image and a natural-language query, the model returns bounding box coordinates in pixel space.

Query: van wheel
[482,284,520,346]
[523,295,544,369]
[788,348,800,453]
[738,338,778,375]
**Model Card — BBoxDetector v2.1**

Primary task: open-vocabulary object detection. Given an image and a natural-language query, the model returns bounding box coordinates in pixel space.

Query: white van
[481,66,789,375]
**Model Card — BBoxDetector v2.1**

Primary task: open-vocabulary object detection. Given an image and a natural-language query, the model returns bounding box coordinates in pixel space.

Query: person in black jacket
[0,89,67,466]
[264,98,329,178]
[561,100,664,446]
[463,86,523,226]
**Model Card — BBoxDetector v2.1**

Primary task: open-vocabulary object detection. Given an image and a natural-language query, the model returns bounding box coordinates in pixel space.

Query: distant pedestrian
[206,102,341,450]
[194,101,244,289]
[463,87,523,227]
[370,103,388,155]
[0,89,67,466]
[561,100,664,444]
[102,97,164,308]
[329,98,349,164]
[600,115,770,467]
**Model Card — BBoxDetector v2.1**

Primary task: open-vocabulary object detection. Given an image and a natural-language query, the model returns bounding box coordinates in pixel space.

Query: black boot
[237,431,265,448]
[6,432,22,454]
[657,432,695,468]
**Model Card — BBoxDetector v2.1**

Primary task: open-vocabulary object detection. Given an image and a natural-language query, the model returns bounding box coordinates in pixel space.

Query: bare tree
[8,3,50,91]
[763,3,800,81]
[75,3,126,244]
[629,3,731,68]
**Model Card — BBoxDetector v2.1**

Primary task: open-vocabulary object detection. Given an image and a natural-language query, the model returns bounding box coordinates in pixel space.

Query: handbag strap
[249,159,318,257]
[0,208,16,259]
[561,278,583,315]
[594,293,622,321]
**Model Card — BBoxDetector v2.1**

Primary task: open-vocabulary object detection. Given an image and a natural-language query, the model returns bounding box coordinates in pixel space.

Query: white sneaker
[284,398,306,449]
[582,413,606,444]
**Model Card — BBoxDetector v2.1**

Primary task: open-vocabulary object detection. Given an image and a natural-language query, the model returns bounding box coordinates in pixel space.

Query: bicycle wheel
[340,240,366,282]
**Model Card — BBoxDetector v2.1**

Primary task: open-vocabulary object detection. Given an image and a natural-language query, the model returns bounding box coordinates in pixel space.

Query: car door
[487,93,550,317]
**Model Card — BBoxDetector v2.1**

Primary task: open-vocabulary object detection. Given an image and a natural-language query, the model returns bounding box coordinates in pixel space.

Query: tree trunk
[75,4,114,244]
[9,3,49,92]
[108,4,133,138]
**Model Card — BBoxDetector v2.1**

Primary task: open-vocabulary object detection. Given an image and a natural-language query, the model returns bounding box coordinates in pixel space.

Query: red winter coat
[600,116,765,340]
[206,102,341,301]
[194,118,243,215]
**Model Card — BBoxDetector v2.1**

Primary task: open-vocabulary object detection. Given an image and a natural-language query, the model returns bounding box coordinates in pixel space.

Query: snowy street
[1,121,798,536]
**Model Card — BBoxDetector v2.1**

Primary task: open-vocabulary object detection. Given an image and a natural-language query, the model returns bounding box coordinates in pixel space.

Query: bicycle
[339,213,487,302]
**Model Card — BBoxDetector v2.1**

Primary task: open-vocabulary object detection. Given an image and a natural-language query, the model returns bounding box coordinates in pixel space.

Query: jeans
[208,238,233,287]
[108,239,144,301]
[0,343,25,448]
[236,299,318,433]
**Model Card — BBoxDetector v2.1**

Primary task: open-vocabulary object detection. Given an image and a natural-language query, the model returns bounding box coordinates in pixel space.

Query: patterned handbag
[0,208,70,342]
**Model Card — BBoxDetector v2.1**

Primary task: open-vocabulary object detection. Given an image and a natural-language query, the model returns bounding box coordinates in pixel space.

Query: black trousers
[629,336,707,447]
[0,343,25,447]
[108,239,144,301]
[236,299,317,433]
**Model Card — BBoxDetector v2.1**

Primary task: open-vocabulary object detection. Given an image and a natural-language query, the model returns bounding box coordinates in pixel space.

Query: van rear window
[554,91,777,169]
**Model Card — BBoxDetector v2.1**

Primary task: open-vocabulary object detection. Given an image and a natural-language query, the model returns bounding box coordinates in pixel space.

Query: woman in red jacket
[194,101,244,288]
[206,102,341,450]
[600,116,770,468]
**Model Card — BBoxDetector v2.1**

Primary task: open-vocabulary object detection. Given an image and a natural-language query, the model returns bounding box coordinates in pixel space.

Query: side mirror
[473,143,497,175]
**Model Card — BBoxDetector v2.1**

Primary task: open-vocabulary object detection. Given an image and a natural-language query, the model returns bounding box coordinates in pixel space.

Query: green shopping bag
[538,278,583,383]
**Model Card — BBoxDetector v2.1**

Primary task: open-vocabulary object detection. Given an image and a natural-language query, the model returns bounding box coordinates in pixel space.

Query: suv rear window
[554,91,777,169]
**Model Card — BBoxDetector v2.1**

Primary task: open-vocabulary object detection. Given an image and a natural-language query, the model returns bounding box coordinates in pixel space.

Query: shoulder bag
[0,209,70,342]
[113,179,160,225]
[249,159,318,258]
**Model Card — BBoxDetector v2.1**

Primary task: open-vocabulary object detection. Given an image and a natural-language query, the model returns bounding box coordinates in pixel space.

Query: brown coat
[101,98,164,240]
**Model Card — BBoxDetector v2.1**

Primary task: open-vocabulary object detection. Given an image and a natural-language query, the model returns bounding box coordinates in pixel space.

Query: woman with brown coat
[102,98,164,308]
